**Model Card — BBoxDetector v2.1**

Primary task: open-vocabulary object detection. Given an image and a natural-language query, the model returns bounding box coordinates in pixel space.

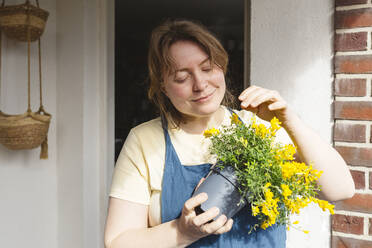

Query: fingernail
[200,192,208,199]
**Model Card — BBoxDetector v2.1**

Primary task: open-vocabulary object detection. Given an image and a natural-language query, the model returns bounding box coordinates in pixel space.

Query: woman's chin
[187,104,222,118]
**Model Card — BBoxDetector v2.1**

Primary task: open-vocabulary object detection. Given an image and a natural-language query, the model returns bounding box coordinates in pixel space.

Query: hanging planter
[0,109,50,152]
[0,24,51,159]
[193,163,247,220]
[0,0,49,42]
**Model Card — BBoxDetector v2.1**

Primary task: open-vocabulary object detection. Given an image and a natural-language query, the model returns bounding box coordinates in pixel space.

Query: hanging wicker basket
[0,108,50,151]
[0,0,49,42]
[0,26,51,159]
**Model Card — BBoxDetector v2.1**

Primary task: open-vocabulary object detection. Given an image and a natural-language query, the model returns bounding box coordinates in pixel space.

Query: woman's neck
[178,106,225,135]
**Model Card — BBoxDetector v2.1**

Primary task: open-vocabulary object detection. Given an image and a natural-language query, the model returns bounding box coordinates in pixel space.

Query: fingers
[239,85,283,109]
[213,218,234,235]
[183,193,208,215]
[195,210,233,235]
[239,86,265,108]
[268,100,287,111]
[179,194,234,240]
[192,207,220,226]
[238,85,258,101]
[199,215,233,235]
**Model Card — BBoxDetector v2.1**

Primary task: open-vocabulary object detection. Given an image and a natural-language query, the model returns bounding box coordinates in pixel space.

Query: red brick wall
[333,0,372,247]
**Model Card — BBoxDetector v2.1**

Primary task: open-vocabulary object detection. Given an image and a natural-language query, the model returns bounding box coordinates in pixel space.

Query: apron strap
[227,107,244,123]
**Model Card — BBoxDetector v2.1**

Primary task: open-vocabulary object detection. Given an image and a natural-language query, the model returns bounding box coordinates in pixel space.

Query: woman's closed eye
[174,72,189,83]
[201,66,212,72]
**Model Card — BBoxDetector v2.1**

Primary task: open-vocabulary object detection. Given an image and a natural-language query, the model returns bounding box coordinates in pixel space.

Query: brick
[336,8,372,29]
[334,123,366,142]
[332,214,364,234]
[335,146,372,166]
[335,193,372,213]
[335,55,372,74]
[370,125,372,143]
[370,172,372,190]
[334,101,372,120]
[350,170,365,189]
[336,0,368,7]
[332,236,372,248]
[334,78,366,97]
[370,218,372,235]
[335,32,367,52]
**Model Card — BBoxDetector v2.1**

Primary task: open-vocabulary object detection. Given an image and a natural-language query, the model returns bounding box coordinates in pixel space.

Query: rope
[38,38,43,111]
[26,2,31,113]
[0,30,2,111]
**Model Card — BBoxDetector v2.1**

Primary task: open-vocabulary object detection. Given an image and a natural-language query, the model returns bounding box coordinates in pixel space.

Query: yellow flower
[281,184,292,198]
[303,230,310,234]
[270,117,282,134]
[261,220,271,230]
[293,220,299,225]
[255,124,270,138]
[203,128,220,138]
[230,113,241,125]
[275,144,297,160]
[280,161,297,179]
[264,182,272,189]
[239,137,248,147]
[311,198,335,215]
[252,205,260,216]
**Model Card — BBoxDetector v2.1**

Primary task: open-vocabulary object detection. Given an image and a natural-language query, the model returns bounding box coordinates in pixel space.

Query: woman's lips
[192,90,215,103]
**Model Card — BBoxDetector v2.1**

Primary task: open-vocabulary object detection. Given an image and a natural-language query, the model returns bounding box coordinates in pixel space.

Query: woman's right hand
[176,192,234,243]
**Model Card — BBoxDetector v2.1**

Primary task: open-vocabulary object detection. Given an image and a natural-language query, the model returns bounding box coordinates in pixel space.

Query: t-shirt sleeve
[109,129,151,205]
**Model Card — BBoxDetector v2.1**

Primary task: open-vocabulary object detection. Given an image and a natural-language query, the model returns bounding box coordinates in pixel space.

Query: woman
[104,20,355,248]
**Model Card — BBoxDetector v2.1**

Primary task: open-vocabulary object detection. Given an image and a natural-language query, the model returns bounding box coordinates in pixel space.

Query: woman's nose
[192,72,208,91]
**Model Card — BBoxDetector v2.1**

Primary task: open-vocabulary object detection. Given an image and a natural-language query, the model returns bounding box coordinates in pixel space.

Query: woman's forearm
[282,110,355,202]
[106,219,196,248]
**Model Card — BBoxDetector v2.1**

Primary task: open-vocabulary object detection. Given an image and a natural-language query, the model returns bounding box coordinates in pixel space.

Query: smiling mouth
[192,90,215,102]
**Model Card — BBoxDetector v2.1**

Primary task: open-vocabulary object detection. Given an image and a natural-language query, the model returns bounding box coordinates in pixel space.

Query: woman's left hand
[238,85,291,124]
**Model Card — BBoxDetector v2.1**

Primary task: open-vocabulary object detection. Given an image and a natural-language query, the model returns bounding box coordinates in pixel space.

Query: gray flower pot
[192,164,247,220]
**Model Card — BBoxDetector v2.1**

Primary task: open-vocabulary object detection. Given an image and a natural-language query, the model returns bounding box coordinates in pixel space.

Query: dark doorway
[115,0,246,161]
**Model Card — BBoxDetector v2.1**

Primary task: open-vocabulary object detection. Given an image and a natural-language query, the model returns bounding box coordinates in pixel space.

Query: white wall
[0,0,114,248]
[0,1,57,247]
[251,0,334,247]
[56,0,114,247]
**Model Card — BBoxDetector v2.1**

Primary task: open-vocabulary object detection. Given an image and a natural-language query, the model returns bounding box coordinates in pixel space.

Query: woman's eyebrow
[199,58,210,66]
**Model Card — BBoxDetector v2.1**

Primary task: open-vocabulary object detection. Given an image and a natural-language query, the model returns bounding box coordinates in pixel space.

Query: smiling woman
[104,19,354,248]
[114,1,245,162]
[162,41,226,122]
[147,20,237,130]
[104,20,287,248]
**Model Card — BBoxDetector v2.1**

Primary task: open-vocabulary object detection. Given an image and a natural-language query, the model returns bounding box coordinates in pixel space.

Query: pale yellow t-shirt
[109,106,292,227]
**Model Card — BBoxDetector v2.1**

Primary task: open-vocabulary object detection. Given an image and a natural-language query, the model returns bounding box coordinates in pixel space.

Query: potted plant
[193,113,334,232]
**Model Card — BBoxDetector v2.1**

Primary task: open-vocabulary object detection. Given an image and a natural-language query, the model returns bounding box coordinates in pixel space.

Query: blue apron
[160,110,286,247]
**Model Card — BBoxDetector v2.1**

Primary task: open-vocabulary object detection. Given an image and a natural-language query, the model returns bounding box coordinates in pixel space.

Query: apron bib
[160,110,286,247]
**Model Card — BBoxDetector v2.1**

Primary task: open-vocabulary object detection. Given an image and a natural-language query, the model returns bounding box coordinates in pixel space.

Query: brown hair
[147,19,236,127]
